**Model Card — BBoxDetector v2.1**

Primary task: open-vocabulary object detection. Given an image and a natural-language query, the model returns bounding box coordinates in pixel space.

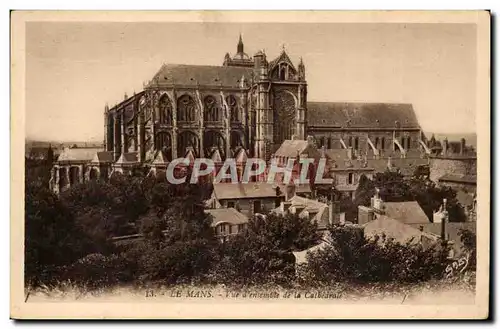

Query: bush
[59,253,135,290]
[134,239,215,285]
[301,225,450,285]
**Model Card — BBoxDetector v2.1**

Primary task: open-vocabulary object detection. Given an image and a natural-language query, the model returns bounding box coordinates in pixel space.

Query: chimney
[285,183,296,201]
[371,188,384,213]
[441,199,448,240]
[460,138,466,155]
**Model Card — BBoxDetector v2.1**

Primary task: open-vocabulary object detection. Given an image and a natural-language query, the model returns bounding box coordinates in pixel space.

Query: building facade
[51,35,429,191]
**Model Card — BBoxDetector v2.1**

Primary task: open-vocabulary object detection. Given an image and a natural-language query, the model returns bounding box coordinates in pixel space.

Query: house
[358,191,430,226]
[209,181,312,218]
[49,147,104,194]
[272,195,332,230]
[363,215,439,247]
[323,148,430,199]
[206,208,249,241]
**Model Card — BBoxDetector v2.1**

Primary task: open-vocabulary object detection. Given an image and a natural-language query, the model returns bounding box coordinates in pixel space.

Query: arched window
[178,131,199,157]
[230,131,244,150]
[348,173,354,185]
[204,130,226,158]
[69,167,79,186]
[279,67,286,80]
[374,137,379,149]
[327,137,332,149]
[354,137,359,150]
[407,136,411,149]
[177,95,196,122]
[227,95,240,123]
[58,167,67,190]
[381,137,385,150]
[273,91,296,146]
[158,94,173,124]
[348,137,353,148]
[204,95,221,122]
[155,131,171,153]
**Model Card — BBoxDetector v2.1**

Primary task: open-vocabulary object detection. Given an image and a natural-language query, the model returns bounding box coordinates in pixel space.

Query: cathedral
[50,35,428,193]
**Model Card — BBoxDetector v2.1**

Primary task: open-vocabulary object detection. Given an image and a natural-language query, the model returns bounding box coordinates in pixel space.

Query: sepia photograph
[10,10,490,319]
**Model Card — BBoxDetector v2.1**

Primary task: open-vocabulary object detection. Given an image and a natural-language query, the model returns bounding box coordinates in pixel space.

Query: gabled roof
[364,215,438,245]
[285,195,329,229]
[210,149,223,163]
[234,148,248,163]
[115,152,138,164]
[91,151,114,164]
[307,102,420,128]
[274,139,321,159]
[57,147,103,163]
[383,201,430,225]
[147,64,254,89]
[269,49,296,71]
[152,149,170,165]
[206,208,249,226]
[416,222,476,244]
[184,148,196,163]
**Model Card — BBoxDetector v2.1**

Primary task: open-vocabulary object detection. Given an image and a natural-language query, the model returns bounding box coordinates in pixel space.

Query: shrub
[59,253,135,290]
[302,225,450,285]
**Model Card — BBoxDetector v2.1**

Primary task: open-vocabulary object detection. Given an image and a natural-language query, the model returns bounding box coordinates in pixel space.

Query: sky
[25,22,477,142]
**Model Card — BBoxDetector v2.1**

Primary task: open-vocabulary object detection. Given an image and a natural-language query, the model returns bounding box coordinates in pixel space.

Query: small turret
[298,57,306,80]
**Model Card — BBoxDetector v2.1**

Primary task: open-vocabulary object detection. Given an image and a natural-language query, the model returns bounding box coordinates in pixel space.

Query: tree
[25,179,95,286]
[210,212,321,285]
[352,171,466,222]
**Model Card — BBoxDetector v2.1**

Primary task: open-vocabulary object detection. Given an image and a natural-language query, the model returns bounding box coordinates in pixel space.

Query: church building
[50,35,428,193]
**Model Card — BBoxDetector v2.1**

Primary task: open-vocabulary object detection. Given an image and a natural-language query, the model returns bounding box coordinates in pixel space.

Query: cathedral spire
[237,33,244,54]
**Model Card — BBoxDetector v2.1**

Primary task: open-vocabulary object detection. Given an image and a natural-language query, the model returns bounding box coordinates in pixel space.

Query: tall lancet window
[158,94,173,124]
[177,95,196,122]
[273,91,296,146]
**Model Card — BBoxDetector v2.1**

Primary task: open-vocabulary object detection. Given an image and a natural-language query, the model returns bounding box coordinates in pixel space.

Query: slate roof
[274,140,320,159]
[410,222,476,254]
[438,174,477,185]
[324,149,428,175]
[206,208,249,226]
[213,182,311,200]
[277,195,330,229]
[57,147,103,163]
[364,215,438,245]
[307,102,420,128]
[148,64,254,88]
[293,237,333,264]
[383,201,430,225]
[213,182,279,200]
[91,151,114,164]
[151,149,171,165]
[115,152,139,164]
